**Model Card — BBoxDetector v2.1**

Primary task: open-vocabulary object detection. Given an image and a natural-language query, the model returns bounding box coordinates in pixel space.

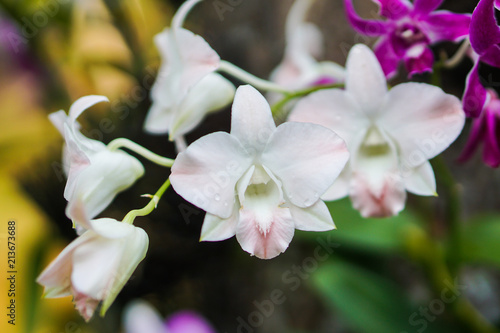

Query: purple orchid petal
[457,114,485,164]
[374,36,401,78]
[389,24,430,57]
[496,0,500,9]
[404,46,434,76]
[165,311,216,333]
[372,0,412,20]
[470,0,500,56]
[483,100,500,167]
[422,11,471,43]
[344,0,390,36]
[413,0,444,17]
[463,61,488,117]
[480,44,500,67]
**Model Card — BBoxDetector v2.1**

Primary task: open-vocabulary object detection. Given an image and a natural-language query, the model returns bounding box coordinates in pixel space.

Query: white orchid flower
[37,200,149,321]
[145,0,236,147]
[269,0,345,99]
[170,85,349,259]
[49,95,144,229]
[289,44,465,217]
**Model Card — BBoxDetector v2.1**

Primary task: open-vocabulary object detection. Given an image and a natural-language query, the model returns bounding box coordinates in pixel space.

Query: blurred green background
[1,0,499,332]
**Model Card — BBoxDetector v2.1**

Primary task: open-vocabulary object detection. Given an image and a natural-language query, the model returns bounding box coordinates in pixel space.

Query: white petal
[100,225,149,315]
[143,101,174,135]
[66,149,145,220]
[236,206,295,259]
[403,161,437,196]
[290,200,336,231]
[200,210,239,241]
[123,301,166,333]
[36,232,93,298]
[71,233,124,299]
[170,132,252,218]
[230,85,276,154]
[48,110,67,136]
[289,89,369,148]
[379,83,465,165]
[321,166,351,201]
[349,128,407,217]
[169,73,235,140]
[68,95,109,123]
[262,121,349,208]
[345,44,387,113]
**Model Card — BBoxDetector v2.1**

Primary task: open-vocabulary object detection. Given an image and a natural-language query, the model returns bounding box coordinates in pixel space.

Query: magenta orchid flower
[462,0,500,117]
[123,300,216,333]
[37,201,149,321]
[145,0,235,147]
[49,96,144,229]
[269,0,345,95]
[459,89,500,167]
[344,0,471,78]
[289,44,465,217]
[170,85,349,259]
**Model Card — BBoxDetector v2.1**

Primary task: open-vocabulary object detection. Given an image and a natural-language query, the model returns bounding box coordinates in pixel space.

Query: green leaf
[298,198,422,254]
[312,261,445,333]
[459,215,500,267]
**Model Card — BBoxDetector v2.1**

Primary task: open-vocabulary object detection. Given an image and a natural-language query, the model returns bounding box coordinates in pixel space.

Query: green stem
[107,138,175,167]
[271,83,344,117]
[218,61,290,94]
[123,178,171,224]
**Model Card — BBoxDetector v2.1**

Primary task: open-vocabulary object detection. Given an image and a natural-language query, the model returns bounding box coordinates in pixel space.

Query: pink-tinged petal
[457,112,486,163]
[73,290,100,322]
[374,37,401,79]
[345,44,388,113]
[322,167,351,201]
[463,61,487,118]
[289,89,369,148]
[169,73,235,140]
[470,0,500,56]
[422,11,471,43]
[483,106,500,167]
[289,200,335,232]
[36,232,93,298]
[230,85,276,154]
[68,95,109,123]
[166,311,216,333]
[402,161,437,196]
[344,0,390,36]
[379,82,465,165]
[175,28,221,93]
[123,301,167,333]
[261,122,349,208]
[372,0,412,19]
[236,206,295,259]
[350,136,407,218]
[413,0,443,16]
[404,46,434,76]
[200,209,239,241]
[170,132,252,219]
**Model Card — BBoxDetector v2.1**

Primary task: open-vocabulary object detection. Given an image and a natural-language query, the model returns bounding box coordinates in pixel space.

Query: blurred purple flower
[459,89,500,168]
[463,0,500,117]
[124,300,216,333]
[344,0,471,78]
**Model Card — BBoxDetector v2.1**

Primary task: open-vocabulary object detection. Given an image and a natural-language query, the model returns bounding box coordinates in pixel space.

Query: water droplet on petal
[214,194,221,201]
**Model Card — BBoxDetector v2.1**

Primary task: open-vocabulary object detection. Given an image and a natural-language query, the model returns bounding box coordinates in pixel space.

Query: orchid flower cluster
[37,0,500,322]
